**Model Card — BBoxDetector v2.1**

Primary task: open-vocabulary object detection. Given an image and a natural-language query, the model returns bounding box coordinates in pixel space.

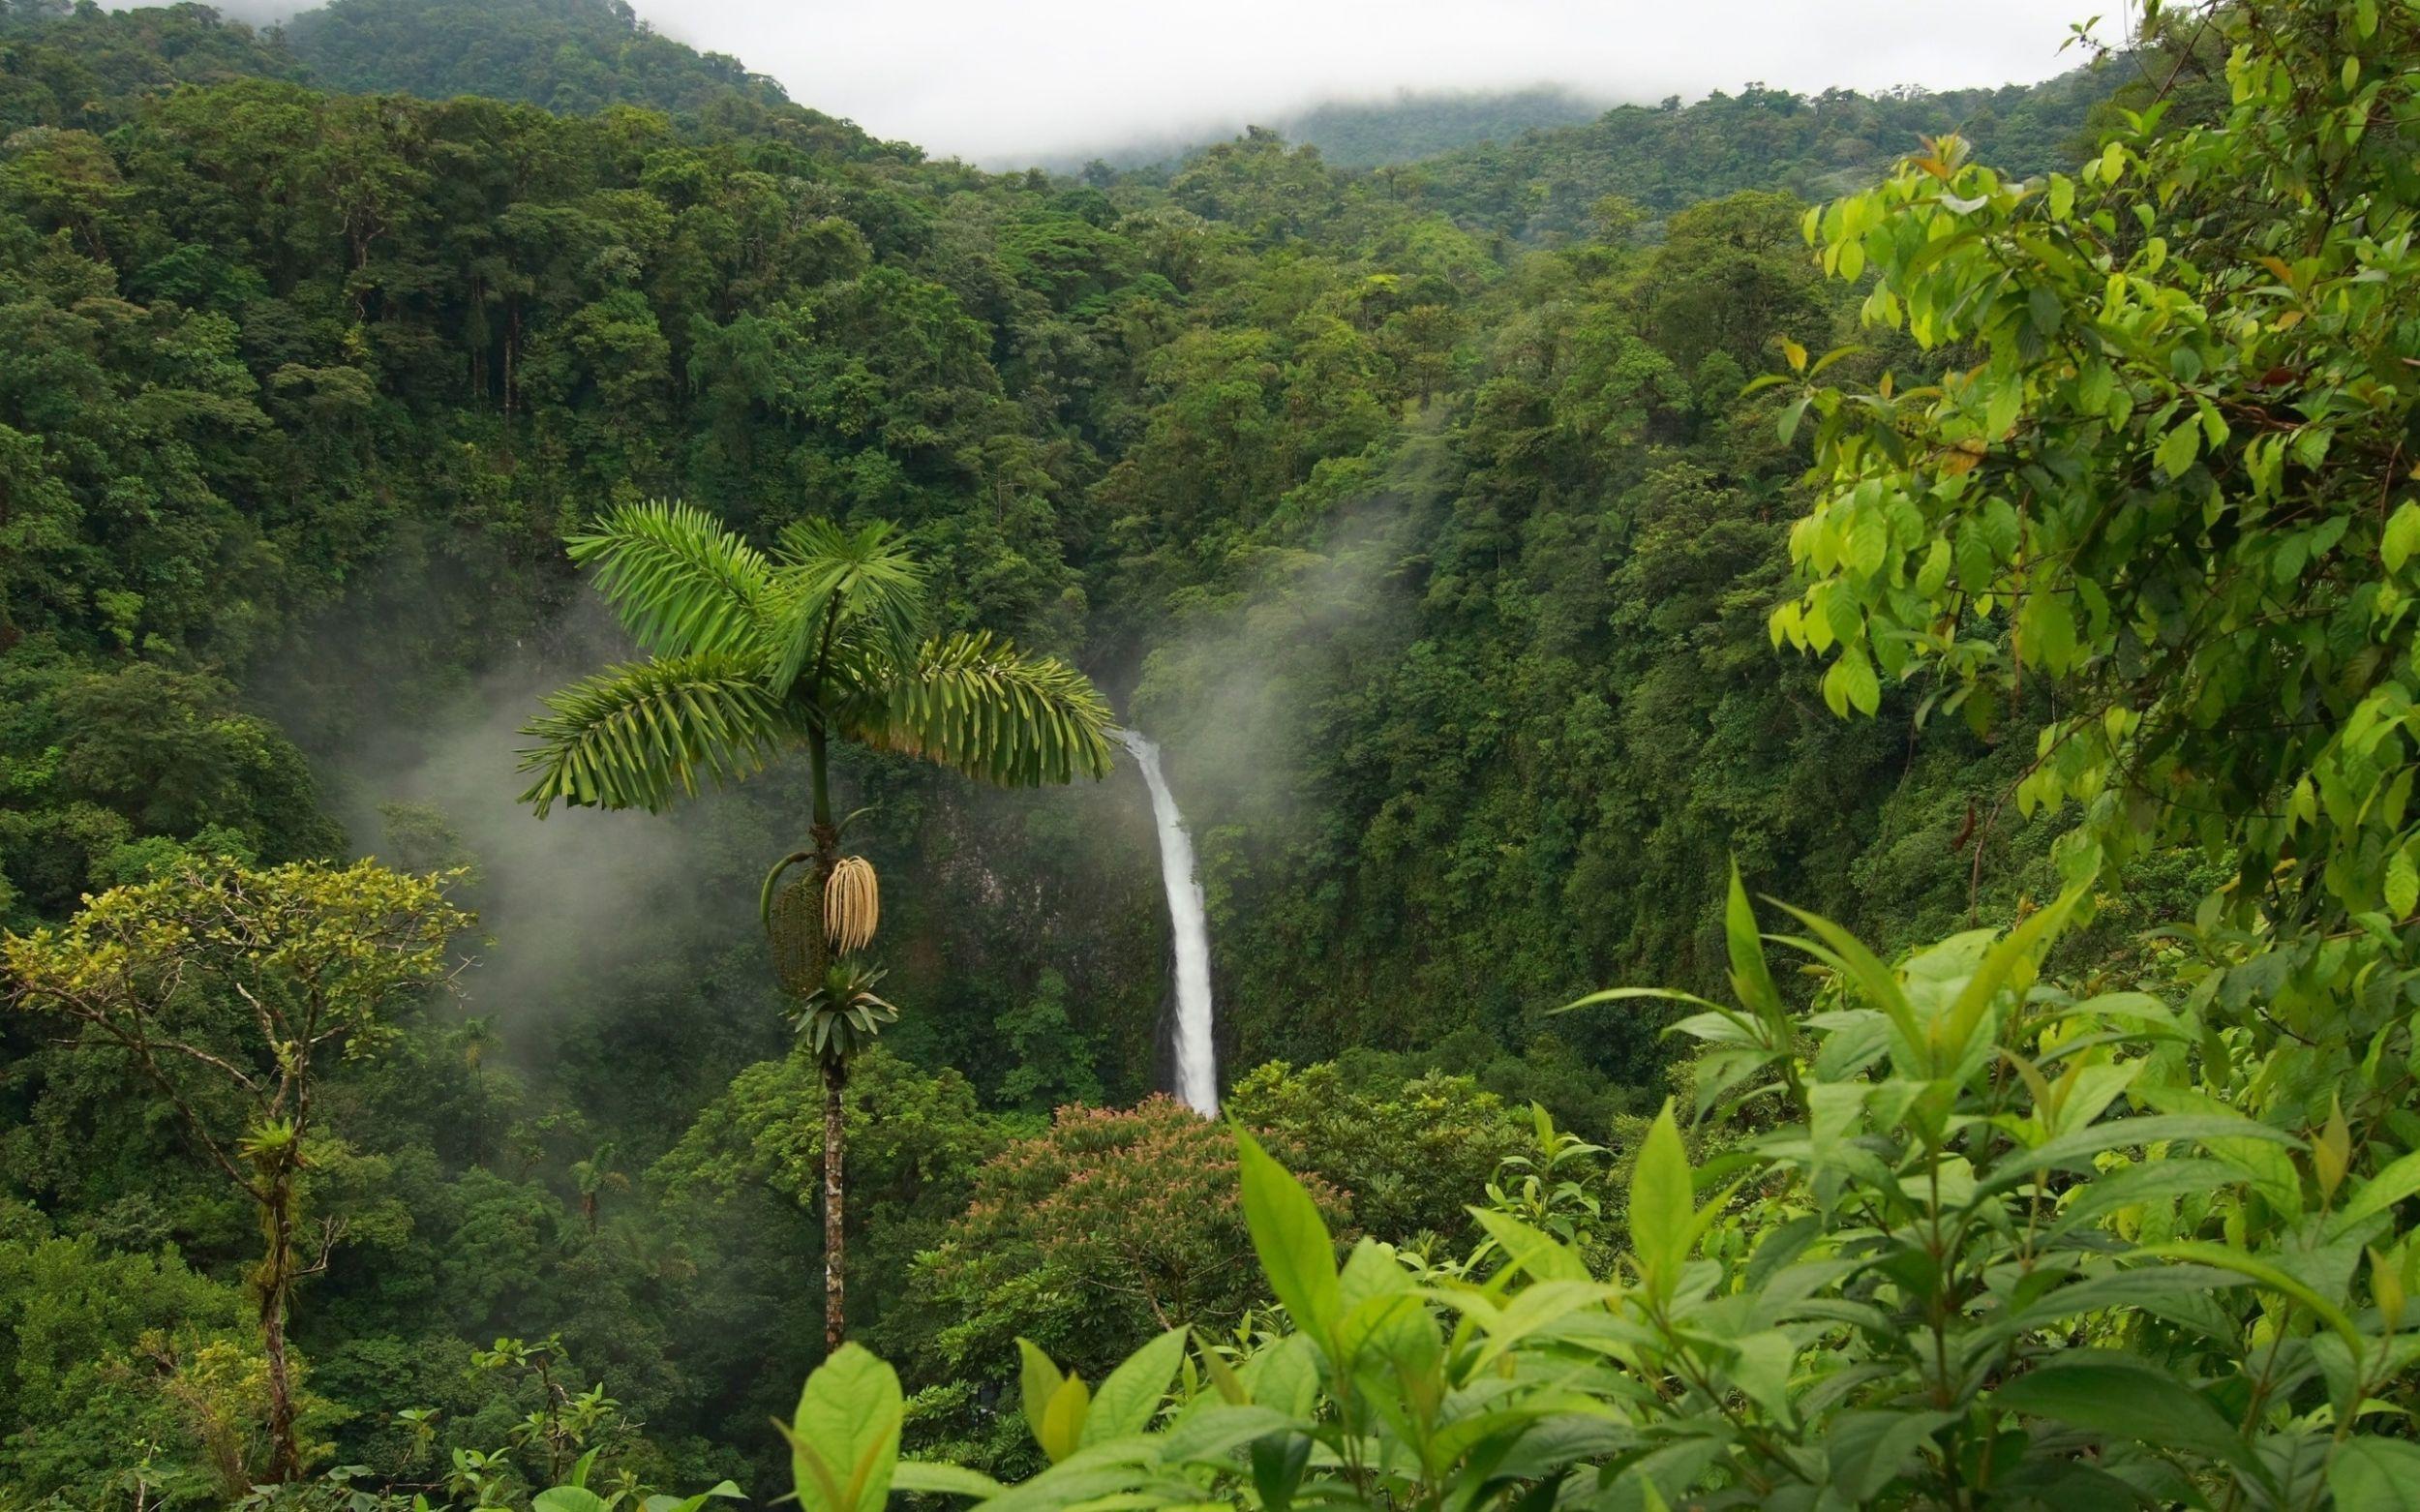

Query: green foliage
[10,0,2411,1503]
[1386,70,2118,242]
[0,1,307,133]
[0,1204,284,1507]
[1222,1062,1534,1242]
[283,0,798,121]
[909,1096,1347,1461]
[1771,2,2420,1282]
[4,857,471,1482]
[1779,2,2420,943]
[832,885,2420,1508]
[785,960,899,1070]
[519,501,1115,814]
[781,1345,899,1512]
[1276,86,1611,171]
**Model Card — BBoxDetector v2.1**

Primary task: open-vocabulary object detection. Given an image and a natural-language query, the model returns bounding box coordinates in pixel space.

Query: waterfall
[1116,728,1218,1116]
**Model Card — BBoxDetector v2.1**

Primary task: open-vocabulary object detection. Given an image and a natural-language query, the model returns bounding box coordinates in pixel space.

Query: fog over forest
[116,0,2094,161]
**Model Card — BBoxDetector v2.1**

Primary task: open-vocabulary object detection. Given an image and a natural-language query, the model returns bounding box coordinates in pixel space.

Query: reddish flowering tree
[914,1097,1348,1388]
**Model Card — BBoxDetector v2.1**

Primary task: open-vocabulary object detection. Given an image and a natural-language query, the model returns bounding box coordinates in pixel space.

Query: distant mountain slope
[1018,85,1612,175]
[1274,85,1611,170]
[0,0,306,130]
[1394,70,2118,241]
[280,0,790,117]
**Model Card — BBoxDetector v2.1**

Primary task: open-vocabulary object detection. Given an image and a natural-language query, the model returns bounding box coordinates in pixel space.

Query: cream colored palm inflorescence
[824,855,879,955]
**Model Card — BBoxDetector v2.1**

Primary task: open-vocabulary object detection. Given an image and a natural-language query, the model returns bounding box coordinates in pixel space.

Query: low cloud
[641,0,2102,166]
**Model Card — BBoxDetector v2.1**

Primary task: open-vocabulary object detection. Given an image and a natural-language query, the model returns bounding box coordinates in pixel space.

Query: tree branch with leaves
[3,857,470,1483]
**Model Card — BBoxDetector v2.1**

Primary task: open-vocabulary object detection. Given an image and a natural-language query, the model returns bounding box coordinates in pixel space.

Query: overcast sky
[635,0,2103,165]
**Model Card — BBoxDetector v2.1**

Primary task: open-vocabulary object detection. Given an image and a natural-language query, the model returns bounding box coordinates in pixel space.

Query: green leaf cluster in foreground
[750,871,2418,1508]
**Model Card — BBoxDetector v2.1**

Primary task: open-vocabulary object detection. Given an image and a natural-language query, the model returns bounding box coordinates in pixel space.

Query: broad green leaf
[787,1344,902,1512]
[1722,1330,1798,1425]
[2033,1263,2254,1320]
[1016,1338,1064,1438]
[1937,876,2089,1074]
[2329,1437,2420,1510]
[1993,1354,2251,1468]
[1771,904,1925,1069]
[1081,1328,1187,1445]
[1724,861,1784,1033]
[1252,1433,1312,1511]
[2335,1149,2420,1234]
[2155,420,2201,478]
[890,1464,1006,1499]
[1985,378,2023,439]
[1036,1374,1091,1464]
[1235,1127,1340,1336]
[1239,1333,1320,1418]
[1826,1408,1953,1501]
[1978,1113,2301,1196]
[2047,1158,2237,1235]
[1629,1101,1693,1293]
[2135,1241,2364,1349]
[2389,845,2419,918]
[2384,501,2420,572]
[533,1492,610,1512]
[1829,648,1882,715]
[1848,508,1890,575]
[1779,393,1811,443]
[1154,1404,1301,1467]
[1472,1208,1592,1283]
[640,1483,745,1512]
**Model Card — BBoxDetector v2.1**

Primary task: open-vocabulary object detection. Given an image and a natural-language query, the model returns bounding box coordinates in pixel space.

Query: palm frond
[516,654,802,815]
[847,631,1116,787]
[570,499,776,662]
[764,518,929,693]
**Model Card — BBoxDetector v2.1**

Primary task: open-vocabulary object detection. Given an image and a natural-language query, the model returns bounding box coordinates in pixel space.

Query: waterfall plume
[1116,728,1218,1115]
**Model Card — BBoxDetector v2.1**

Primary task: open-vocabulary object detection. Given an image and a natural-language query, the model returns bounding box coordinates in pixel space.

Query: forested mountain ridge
[277,0,796,120]
[0,0,309,127]
[7,0,2416,1506]
[1381,65,2120,240]
[1,0,2115,200]
[1044,84,1616,174]
[0,0,892,156]
[1267,84,1612,169]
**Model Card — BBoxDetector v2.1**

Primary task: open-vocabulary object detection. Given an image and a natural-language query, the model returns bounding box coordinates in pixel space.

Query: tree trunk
[822,1055,847,1353]
[259,1178,302,1481]
[806,730,850,1352]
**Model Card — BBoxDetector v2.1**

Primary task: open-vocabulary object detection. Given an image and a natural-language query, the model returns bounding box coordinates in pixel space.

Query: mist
[263,590,793,1105]
[632,0,2104,166]
[193,0,315,20]
[1132,416,1450,846]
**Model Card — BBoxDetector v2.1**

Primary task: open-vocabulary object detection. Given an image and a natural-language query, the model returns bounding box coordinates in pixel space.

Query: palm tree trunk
[822,1055,848,1352]
[806,730,850,1352]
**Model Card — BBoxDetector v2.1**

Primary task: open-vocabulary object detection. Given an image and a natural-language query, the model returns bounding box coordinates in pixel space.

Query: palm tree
[518,500,1114,1349]
[569,1139,628,1234]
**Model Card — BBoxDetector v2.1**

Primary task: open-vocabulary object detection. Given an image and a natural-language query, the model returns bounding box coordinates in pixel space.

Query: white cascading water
[1116,729,1218,1115]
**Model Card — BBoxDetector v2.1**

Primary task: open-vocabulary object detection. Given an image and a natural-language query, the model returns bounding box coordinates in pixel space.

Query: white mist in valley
[1117,729,1218,1115]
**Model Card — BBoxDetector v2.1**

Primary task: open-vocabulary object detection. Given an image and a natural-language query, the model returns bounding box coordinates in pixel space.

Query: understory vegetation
[1,0,2415,1504]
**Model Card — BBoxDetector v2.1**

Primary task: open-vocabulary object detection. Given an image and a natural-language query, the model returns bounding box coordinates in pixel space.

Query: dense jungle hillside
[4,0,2417,1506]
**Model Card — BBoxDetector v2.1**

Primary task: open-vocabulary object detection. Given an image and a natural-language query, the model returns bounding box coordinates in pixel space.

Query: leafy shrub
[781,873,2420,1510]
